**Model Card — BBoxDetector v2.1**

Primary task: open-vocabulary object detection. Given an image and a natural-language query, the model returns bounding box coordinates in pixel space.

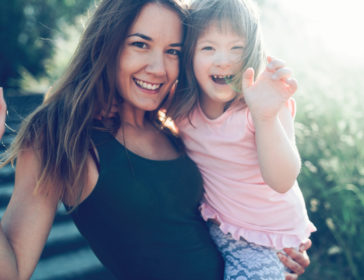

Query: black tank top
[69,129,224,280]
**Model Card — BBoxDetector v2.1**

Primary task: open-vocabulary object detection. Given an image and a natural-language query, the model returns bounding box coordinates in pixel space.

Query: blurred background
[0,0,363,279]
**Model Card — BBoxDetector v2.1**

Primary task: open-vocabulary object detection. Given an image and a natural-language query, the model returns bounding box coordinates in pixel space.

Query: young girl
[168,0,316,279]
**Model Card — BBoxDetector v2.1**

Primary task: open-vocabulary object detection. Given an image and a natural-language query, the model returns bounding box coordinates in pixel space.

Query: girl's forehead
[201,21,245,39]
[202,20,244,36]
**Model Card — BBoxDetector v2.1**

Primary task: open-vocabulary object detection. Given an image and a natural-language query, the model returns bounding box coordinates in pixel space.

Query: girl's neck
[199,94,228,120]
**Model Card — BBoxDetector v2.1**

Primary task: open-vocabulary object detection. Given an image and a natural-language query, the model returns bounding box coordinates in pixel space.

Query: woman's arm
[0,93,60,280]
[0,149,60,280]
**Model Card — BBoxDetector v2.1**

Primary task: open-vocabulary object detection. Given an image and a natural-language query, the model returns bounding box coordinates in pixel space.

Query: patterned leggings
[208,222,286,280]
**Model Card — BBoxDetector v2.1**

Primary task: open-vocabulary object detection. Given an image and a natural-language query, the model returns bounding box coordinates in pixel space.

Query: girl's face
[117,3,182,113]
[193,22,245,116]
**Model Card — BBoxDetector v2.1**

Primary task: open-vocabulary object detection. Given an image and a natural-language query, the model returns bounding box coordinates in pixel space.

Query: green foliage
[0,0,93,89]
[257,1,364,277]
[295,67,364,280]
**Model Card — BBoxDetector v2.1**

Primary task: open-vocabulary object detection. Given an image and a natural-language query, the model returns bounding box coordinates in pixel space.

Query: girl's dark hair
[1,0,187,209]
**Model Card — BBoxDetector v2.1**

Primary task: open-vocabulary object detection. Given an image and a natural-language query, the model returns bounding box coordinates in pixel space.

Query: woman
[0,0,310,279]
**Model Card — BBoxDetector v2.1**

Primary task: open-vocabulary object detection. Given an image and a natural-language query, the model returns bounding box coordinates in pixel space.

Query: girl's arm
[242,57,301,193]
[253,104,301,193]
[0,149,60,280]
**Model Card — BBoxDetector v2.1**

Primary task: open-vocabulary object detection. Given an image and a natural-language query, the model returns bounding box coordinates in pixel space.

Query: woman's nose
[145,52,166,76]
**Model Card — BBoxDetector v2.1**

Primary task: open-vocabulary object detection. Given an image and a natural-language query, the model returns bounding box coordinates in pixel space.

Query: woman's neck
[120,103,147,128]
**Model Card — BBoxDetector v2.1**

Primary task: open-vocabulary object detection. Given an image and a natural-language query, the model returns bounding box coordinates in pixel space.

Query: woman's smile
[133,78,163,92]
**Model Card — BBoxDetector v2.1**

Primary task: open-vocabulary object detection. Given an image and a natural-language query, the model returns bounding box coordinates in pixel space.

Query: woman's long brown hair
[1,0,187,209]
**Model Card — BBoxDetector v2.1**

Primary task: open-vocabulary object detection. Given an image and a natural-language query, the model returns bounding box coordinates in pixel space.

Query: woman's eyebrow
[127,33,151,41]
[127,33,182,47]
[170,43,182,47]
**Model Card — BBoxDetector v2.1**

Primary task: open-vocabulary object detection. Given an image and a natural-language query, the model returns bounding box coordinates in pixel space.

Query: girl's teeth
[213,75,232,79]
[211,75,233,85]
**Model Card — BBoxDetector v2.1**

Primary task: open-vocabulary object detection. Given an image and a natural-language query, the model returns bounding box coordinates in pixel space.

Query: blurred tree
[0,0,93,89]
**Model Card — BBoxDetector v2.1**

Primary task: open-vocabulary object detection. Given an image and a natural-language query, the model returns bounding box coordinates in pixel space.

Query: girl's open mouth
[211,75,233,85]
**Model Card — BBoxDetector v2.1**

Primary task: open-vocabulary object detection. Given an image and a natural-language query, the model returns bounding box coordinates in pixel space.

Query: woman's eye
[201,46,214,51]
[131,42,148,49]
[167,49,181,56]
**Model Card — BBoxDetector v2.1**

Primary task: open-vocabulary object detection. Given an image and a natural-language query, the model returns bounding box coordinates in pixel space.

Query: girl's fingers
[267,56,286,72]
[285,78,298,94]
[271,68,298,95]
[271,67,293,81]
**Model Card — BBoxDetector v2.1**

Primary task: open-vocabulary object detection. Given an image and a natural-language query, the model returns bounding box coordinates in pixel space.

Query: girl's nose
[214,51,232,68]
[145,52,166,76]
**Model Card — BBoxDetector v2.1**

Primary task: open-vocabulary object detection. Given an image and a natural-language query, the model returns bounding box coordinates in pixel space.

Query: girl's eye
[232,46,245,52]
[131,42,148,49]
[167,49,181,56]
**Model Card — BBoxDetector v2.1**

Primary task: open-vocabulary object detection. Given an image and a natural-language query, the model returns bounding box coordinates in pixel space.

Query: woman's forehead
[128,3,182,40]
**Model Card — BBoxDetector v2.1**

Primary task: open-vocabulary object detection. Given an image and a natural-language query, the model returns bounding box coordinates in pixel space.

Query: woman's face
[117,3,182,113]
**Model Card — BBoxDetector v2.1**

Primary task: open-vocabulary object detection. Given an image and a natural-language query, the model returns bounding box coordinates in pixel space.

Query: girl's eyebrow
[127,32,182,47]
[197,38,245,45]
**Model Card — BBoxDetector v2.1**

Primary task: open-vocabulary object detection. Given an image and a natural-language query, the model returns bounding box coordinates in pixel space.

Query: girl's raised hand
[0,87,7,139]
[242,56,297,122]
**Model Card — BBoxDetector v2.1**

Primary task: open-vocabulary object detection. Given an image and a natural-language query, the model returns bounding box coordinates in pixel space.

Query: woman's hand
[0,87,7,139]
[278,239,312,280]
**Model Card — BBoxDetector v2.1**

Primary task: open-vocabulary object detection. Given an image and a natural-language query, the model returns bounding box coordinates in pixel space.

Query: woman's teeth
[134,79,161,90]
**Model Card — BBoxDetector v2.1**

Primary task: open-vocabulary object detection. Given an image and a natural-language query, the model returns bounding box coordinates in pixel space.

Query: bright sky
[263,0,364,64]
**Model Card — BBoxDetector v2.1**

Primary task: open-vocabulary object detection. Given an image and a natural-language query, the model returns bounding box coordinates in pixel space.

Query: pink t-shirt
[176,99,316,249]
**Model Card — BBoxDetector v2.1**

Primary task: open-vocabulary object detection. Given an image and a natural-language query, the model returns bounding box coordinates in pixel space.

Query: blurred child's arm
[242,57,301,193]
